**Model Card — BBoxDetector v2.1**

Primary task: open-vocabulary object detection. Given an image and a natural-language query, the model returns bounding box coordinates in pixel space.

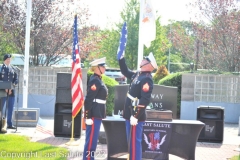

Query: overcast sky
[18,0,195,29]
[82,0,194,29]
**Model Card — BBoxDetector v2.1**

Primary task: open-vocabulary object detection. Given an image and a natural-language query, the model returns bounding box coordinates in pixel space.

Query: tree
[0,0,91,66]
[0,17,17,58]
[96,28,120,68]
[97,0,169,70]
[153,65,169,84]
[145,17,169,68]
[80,25,105,65]
[166,21,196,72]
[189,0,240,72]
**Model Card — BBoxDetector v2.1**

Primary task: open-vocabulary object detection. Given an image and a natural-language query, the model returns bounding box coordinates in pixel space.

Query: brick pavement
[5,118,240,160]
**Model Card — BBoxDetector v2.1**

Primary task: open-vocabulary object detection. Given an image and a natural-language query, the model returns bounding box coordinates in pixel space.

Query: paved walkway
[5,118,240,160]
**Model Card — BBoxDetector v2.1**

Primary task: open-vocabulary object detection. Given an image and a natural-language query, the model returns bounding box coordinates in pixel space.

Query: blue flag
[117,22,127,60]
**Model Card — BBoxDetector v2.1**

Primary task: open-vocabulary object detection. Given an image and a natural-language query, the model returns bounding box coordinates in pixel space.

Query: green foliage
[145,17,169,66]
[87,71,118,116]
[153,65,169,84]
[158,72,183,118]
[97,29,120,68]
[0,18,17,60]
[230,155,240,160]
[164,21,195,73]
[96,0,169,70]
[119,0,140,70]
[168,53,189,73]
[0,134,68,160]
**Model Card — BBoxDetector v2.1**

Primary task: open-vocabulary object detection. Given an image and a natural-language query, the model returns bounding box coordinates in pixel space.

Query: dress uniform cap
[90,57,107,67]
[144,52,157,69]
[3,54,11,61]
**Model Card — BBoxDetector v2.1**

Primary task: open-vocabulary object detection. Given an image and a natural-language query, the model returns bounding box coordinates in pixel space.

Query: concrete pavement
[4,118,240,160]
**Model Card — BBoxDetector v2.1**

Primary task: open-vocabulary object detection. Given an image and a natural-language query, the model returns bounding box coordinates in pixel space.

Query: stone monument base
[12,108,40,127]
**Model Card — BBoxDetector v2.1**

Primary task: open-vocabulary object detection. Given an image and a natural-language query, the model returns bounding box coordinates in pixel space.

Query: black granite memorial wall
[113,84,178,118]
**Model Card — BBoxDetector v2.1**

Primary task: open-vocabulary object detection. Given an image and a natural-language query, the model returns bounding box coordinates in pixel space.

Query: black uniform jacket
[119,58,153,121]
[0,64,18,97]
[84,73,108,119]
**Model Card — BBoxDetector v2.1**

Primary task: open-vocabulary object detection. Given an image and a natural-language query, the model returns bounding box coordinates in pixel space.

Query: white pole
[137,0,144,70]
[23,0,32,108]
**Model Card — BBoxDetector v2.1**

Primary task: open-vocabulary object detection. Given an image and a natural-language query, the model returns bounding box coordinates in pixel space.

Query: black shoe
[7,126,16,129]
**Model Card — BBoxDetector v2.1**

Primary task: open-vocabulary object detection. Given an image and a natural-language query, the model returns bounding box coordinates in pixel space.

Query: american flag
[117,22,127,60]
[71,15,84,118]
[36,117,54,136]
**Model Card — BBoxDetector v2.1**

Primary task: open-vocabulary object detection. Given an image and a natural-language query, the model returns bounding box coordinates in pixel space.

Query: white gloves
[85,119,93,125]
[132,99,139,107]
[130,116,138,126]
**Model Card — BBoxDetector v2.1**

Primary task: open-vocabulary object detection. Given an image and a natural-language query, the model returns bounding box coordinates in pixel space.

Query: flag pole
[138,0,156,69]
[137,0,144,70]
[66,12,80,146]
[23,0,32,108]
[66,117,78,146]
[71,117,74,141]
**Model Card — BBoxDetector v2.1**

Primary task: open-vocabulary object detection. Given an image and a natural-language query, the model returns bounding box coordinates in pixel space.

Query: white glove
[132,99,139,107]
[85,119,93,125]
[130,116,138,126]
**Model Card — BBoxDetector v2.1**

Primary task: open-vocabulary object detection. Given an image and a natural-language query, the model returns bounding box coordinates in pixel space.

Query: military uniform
[119,58,153,121]
[0,62,18,128]
[84,73,108,119]
[119,55,155,160]
[83,57,108,160]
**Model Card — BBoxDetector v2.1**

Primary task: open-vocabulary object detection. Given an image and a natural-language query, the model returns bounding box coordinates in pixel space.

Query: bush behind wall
[158,72,183,118]
[87,71,118,116]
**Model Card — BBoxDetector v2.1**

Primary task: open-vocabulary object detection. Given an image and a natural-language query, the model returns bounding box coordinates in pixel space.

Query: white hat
[145,52,157,69]
[90,57,107,67]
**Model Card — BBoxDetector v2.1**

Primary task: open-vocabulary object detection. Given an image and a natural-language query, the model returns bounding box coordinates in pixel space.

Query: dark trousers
[83,118,102,160]
[2,96,15,127]
[125,120,144,160]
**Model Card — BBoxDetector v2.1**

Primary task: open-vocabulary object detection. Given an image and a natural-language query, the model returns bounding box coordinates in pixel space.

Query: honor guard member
[83,57,108,160]
[118,52,157,160]
[0,54,18,130]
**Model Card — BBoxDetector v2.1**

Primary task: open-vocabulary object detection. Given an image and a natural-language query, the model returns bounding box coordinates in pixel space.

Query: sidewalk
[5,118,240,160]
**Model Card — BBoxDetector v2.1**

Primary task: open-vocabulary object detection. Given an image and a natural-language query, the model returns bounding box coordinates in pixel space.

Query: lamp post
[168,46,170,73]
[168,24,171,73]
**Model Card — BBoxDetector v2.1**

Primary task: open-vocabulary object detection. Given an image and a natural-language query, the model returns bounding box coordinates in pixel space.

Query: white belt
[127,93,137,101]
[127,93,140,106]
[93,99,106,104]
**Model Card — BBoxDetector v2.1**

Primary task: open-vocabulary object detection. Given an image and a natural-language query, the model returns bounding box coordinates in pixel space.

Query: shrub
[158,72,183,118]
[153,65,169,84]
[87,71,119,116]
